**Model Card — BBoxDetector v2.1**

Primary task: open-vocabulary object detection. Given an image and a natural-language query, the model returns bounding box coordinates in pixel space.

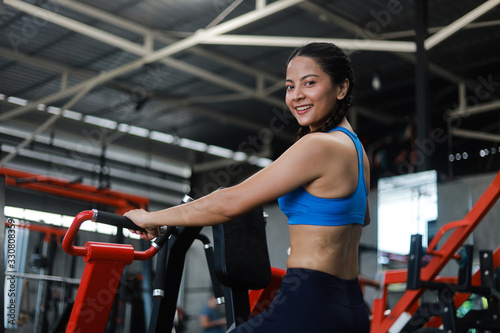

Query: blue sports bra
[278,127,367,226]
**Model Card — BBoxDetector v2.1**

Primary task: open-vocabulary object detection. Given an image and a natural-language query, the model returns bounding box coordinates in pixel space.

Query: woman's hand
[124,209,160,240]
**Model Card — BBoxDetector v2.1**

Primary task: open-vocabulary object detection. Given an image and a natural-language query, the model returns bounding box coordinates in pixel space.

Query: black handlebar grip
[93,194,194,247]
[92,209,147,232]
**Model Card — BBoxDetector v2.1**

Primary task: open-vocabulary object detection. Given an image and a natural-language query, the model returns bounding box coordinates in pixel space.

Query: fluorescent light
[179,138,207,152]
[233,151,248,161]
[118,123,130,132]
[63,109,82,121]
[252,157,272,168]
[207,145,233,158]
[80,221,97,232]
[150,131,175,144]
[96,223,117,235]
[61,215,74,228]
[23,209,43,222]
[7,96,28,106]
[36,211,64,226]
[128,125,149,137]
[4,206,24,219]
[0,94,5,100]
[83,115,117,129]
[47,106,61,115]
[37,104,46,111]
[122,229,141,239]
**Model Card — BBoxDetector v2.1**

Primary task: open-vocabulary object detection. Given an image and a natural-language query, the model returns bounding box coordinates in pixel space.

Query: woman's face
[285,56,346,132]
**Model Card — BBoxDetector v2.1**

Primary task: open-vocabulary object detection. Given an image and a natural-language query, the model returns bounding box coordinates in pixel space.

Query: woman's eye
[286,85,294,90]
[305,81,314,86]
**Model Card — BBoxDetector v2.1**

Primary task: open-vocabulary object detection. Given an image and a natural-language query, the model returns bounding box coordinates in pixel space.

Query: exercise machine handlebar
[63,209,159,260]
[93,209,147,232]
[62,193,194,260]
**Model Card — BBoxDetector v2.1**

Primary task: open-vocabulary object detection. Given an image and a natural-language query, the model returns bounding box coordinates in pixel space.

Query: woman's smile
[295,104,313,114]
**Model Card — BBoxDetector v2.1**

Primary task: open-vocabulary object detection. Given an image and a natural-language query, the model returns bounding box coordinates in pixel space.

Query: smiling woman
[125,42,370,333]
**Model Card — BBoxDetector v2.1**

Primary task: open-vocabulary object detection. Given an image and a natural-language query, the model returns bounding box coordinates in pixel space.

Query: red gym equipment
[371,170,500,332]
[61,209,169,332]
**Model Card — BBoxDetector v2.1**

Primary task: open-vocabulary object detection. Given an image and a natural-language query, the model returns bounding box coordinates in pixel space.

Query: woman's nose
[293,87,304,100]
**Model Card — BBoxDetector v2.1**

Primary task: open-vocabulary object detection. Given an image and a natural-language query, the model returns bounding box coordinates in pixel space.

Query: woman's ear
[337,79,350,100]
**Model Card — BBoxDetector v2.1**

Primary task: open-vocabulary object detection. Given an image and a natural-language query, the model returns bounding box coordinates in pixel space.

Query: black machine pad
[212,207,271,290]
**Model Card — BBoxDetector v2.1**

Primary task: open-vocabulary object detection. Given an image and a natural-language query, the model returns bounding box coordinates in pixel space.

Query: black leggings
[233,268,370,333]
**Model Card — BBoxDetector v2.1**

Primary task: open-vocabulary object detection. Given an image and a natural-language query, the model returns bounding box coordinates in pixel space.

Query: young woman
[125,42,371,332]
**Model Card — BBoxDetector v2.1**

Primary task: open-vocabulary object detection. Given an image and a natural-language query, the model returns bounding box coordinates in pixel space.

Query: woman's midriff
[287,224,362,279]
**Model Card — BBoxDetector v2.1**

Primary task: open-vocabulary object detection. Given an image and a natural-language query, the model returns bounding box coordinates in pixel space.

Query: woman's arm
[124,134,334,236]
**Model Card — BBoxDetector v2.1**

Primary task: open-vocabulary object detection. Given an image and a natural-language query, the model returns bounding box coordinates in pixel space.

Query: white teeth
[296,105,312,111]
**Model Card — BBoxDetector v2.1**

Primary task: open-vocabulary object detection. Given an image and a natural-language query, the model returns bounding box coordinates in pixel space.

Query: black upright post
[195,234,224,301]
[415,0,431,172]
[148,238,170,333]
[150,226,202,333]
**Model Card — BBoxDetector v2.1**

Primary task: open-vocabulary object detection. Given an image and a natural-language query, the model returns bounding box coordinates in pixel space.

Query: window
[377,170,438,255]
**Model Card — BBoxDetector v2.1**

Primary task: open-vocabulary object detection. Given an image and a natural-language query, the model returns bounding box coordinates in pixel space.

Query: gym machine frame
[62,199,273,333]
[371,170,500,332]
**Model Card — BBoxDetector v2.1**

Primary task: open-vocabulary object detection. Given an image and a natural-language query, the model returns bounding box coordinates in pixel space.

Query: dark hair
[286,42,354,139]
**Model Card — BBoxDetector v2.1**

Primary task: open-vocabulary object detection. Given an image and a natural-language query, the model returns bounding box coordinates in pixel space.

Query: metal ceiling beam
[256,0,267,10]
[300,2,479,90]
[301,0,500,52]
[51,0,151,36]
[0,46,139,94]
[205,0,244,30]
[201,35,416,52]
[0,56,142,122]
[4,0,145,54]
[51,0,282,85]
[379,19,500,39]
[298,2,358,34]
[140,0,305,64]
[451,128,500,143]
[1,0,303,122]
[448,100,500,119]
[53,0,286,103]
[0,47,95,79]
[0,47,283,131]
[425,0,500,50]
[158,56,283,108]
